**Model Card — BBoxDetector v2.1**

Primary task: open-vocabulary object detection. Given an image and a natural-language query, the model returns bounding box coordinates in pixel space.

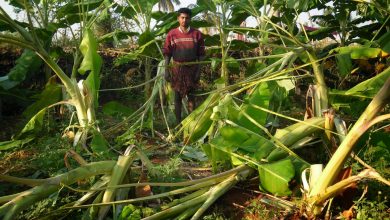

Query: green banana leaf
[285,0,312,11]
[237,82,271,133]
[0,49,42,90]
[57,0,104,17]
[98,30,138,43]
[182,93,221,143]
[17,107,47,140]
[258,159,295,196]
[102,101,135,118]
[336,53,352,77]
[345,66,390,98]
[90,131,114,158]
[378,31,390,53]
[0,138,34,151]
[138,30,159,57]
[196,0,217,12]
[332,46,383,59]
[210,117,324,195]
[78,29,102,108]
[330,66,390,101]
[22,81,62,119]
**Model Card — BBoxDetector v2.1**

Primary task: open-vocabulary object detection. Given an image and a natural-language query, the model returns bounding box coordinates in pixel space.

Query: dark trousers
[175,91,195,124]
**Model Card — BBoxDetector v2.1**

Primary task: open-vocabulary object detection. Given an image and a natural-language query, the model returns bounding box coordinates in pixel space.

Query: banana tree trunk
[307,51,328,115]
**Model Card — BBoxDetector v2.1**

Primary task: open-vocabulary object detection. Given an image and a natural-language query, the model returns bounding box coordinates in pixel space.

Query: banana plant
[113,0,168,99]
[158,0,180,12]
[196,0,260,85]
[0,0,60,90]
[0,0,106,89]
[0,0,108,149]
[308,0,390,46]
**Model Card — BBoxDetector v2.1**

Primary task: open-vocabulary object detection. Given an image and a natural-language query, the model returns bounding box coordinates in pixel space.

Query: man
[163,7,205,124]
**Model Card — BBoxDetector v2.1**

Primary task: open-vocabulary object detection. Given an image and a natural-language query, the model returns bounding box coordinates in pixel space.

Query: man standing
[163,7,205,124]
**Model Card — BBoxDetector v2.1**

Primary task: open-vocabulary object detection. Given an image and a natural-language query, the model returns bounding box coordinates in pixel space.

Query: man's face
[178,13,191,28]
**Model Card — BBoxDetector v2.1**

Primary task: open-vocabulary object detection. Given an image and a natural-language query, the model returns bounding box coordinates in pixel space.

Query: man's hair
[177,8,192,17]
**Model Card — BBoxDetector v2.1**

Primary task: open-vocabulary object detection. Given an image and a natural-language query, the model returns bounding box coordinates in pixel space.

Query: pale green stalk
[191,169,252,220]
[161,188,209,210]
[221,3,228,84]
[0,193,23,204]
[145,168,253,220]
[115,174,131,218]
[66,165,247,192]
[0,175,47,186]
[73,175,111,206]
[174,203,202,220]
[67,177,227,209]
[83,191,105,220]
[98,152,135,220]
[0,35,35,50]
[143,191,209,220]
[312,169,390,205]
[136,149,159,176]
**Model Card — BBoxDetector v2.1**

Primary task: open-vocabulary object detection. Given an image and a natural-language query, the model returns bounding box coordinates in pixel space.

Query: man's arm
[164,56,171,82]
[163,31,172,82]
[195,31,206,82]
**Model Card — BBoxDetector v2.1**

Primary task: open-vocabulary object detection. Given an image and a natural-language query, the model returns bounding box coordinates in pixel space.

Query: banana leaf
[57,0,104,17]
[22,81,62,119]
[210,117,324,195]
[0,49,42,90]
[182,93,222,143]
[78,29,102,108]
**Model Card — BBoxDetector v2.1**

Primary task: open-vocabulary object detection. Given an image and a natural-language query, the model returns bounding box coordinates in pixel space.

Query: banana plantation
[1,0,390,219]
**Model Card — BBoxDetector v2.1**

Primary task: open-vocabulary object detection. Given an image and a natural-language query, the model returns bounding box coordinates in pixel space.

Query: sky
[172,0,196,10]
[0,0,17,18]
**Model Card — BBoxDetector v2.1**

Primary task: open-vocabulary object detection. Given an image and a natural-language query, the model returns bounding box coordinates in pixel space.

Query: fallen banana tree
[0,161,116,220]
[0,115,327,219]
[1,81,389,219]
[0,155,252,219]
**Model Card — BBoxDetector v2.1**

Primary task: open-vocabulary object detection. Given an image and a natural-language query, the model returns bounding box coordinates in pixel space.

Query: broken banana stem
[0,161,116,220]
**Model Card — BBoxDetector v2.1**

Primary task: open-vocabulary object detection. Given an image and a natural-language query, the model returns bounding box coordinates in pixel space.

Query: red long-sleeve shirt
[163,27,205,62]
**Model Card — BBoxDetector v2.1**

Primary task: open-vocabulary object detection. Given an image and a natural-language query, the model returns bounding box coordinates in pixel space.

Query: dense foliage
[0,0,389,219]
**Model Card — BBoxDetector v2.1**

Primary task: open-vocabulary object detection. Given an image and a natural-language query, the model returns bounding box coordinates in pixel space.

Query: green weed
[244,199,284,220]
[354,197,390,220]
[150,157,183,182]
